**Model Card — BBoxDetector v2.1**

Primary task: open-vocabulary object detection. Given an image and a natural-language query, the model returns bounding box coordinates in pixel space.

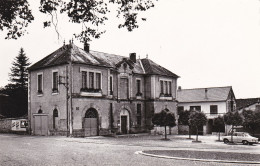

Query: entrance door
[34,114,48,136]
[121,116,127,134]
[84,108,98,136]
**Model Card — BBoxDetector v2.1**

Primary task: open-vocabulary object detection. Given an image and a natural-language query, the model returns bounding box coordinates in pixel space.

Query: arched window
[85,108,97,118]
[53,109,58,129]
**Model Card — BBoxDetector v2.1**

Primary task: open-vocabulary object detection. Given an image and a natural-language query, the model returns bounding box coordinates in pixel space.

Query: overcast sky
[0,0,260,99]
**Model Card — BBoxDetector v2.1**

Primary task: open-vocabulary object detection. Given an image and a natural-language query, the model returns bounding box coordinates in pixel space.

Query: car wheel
[242,140,249,145]
[223,139,229,144]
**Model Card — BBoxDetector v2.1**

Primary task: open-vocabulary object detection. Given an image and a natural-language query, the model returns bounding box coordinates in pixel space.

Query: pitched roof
[236,98,260,110]
[141,59,179,77]
[177,86,233,103]
[28,44,178,77]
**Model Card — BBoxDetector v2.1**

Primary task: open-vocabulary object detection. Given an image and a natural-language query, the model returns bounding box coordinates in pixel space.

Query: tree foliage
[0,0,155,42]
[223,111,243,143]
[178,109,190,125]
[188,111,207,141]
[152,109,176,139]
[9,48,31,90]
[242,109,260,136]
[213,116,225,141]
[0,48,30,117]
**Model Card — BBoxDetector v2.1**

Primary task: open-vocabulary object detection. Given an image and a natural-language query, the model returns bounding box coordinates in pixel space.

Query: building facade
[28,43,179,136]
[177,86,236,135]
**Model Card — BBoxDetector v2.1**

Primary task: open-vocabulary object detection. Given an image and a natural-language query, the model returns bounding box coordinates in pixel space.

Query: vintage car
[222,132,259,145]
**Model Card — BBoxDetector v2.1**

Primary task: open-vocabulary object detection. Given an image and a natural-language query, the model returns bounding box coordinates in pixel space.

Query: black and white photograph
[0,0,260,165]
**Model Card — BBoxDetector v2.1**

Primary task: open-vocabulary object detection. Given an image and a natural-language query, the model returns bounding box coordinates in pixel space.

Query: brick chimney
[205,88,208,99]
[129,53,136,63]
[84,43,89,52]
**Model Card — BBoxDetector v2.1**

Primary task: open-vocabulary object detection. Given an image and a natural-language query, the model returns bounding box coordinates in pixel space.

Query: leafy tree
[178,109,192,139]
[213,116,225,141]
[152,109,176,140]
[0,48,30,117]
[242,109,260,136]
[188,111,207,142]
[0,0,155,42]
[223,111,243,143]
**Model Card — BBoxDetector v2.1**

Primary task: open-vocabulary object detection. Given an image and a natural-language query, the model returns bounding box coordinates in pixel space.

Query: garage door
[34,114,48,136]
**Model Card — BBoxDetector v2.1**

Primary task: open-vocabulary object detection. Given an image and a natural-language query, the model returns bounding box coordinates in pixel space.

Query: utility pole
[69,59,73,136]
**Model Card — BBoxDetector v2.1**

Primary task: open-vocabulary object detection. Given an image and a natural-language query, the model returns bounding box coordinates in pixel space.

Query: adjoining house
[236,98,260,112]
[28,43,179,136]
[177,86,236,135]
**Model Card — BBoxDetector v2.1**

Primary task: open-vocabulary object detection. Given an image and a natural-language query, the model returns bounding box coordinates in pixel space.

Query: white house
[177,86,236,135]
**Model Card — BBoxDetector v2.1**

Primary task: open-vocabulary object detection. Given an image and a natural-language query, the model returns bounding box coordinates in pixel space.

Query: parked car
[222,132,259,145]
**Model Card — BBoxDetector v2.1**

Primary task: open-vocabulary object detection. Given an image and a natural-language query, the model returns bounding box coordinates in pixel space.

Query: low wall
[0,118,28,134]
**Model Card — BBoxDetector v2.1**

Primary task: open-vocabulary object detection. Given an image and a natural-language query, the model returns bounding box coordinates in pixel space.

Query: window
[160,80,164,94]
[96,73,101,89]
[210,105,218,114]
[89,72,94,89]
[137,104,141,126]
[37,74,43,93]
[82,71,87,89]
[169,81,172,95]
[177,106,184,114]
[52,71,58,93]
[120,78,128,99]
[136,79,142,96]
[190,106,201,112]
[160,80,172,97]
[164,81,168,94]
[109,76,113,95]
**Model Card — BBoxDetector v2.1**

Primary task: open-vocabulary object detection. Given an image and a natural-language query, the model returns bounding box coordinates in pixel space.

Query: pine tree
[0,48,30,117]
[9,48,30,90]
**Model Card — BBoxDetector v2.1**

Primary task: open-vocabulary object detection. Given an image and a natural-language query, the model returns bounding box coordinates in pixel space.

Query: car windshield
[242,133,250,137]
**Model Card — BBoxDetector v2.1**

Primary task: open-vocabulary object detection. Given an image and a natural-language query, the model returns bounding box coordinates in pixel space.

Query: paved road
[0,134,258,166]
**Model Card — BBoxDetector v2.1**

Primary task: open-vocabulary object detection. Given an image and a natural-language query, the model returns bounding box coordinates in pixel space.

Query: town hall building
[28,43,179,136]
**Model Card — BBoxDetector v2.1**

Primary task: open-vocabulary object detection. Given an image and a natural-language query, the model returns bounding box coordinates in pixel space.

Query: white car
[222,132,259,145]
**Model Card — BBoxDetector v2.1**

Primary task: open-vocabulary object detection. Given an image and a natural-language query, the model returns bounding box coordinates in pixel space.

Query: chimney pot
[129,53,136,63]
[84,43,89,52]
[205,88,208,99]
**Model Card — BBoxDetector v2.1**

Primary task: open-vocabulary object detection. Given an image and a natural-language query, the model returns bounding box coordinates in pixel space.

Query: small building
[177,86,236,135]
[28,43,179,136]
[236,98,260,112]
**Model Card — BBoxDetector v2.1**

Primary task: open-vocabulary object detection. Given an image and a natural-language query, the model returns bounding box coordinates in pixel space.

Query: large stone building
[177,86,236,135]
[28,43,179,136]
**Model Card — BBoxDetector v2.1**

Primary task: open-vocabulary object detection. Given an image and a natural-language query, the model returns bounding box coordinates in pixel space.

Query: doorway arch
[84,108,98,136]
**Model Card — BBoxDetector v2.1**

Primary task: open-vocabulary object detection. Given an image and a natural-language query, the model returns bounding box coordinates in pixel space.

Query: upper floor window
[190,106,201,112]
[96,73,101,90]
[82,71,87,89]
[136,79,142,96]
[210,105,218,114]
[160,81,163,94]
[89,72,94,89]
[52,71,58,93]
[160,79,172,97]
[177,106,184,114]
[80,69,102,93]
[37,73,43,94]
[109,76,113,95]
